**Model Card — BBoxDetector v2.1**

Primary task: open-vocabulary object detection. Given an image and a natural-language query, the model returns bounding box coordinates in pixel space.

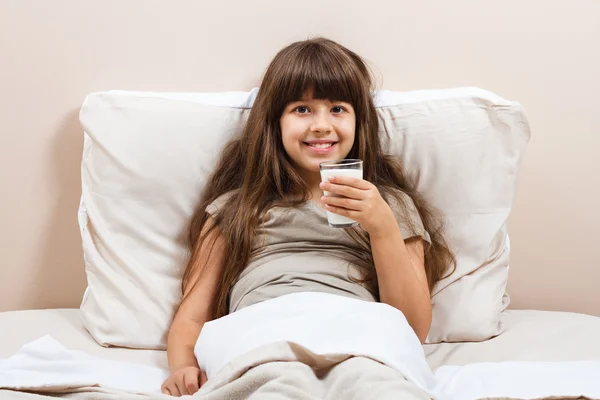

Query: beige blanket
[1,357,426,399]
[1,350,597,400]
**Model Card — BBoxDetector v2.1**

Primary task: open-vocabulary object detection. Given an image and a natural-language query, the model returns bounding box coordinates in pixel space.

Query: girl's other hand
[161,366,207,397]
[320,176,397,238]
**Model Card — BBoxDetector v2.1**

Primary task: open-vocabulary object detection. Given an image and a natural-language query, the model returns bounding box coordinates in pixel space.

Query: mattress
[0,308,166,368]
[424,309,600,369]
[1,308,600,399]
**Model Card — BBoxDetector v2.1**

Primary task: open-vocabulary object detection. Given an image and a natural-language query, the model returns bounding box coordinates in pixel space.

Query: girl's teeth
[310,143,333,149]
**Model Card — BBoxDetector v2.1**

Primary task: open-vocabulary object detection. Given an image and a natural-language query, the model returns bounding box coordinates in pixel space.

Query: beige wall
[1,0,599,315]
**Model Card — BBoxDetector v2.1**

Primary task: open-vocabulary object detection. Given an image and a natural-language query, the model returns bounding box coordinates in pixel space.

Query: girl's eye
[294,106,310,114]
[332,106,345,114]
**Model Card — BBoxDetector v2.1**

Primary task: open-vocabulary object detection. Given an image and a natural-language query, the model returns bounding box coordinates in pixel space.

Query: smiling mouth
[304,141,338,149]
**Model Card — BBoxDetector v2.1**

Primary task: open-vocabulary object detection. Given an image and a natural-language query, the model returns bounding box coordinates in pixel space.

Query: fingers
[320,181,365,199]
[183,369,201,394]
[174,379,189,396]
[200,370,208,386]
[321,195,362,211]
[324,204,358,220]
[162,381,181,397]
[324,175,371,190]
[161,384,172,396]
[161,367,205,397]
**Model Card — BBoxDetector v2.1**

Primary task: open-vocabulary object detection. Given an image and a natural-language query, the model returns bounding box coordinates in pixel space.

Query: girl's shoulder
[205,190,239,216]
[381,187,417,215]
[381,188,431,244]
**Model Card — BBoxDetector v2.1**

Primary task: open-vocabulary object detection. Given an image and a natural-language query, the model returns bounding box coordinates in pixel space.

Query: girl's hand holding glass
[320,175,397,239]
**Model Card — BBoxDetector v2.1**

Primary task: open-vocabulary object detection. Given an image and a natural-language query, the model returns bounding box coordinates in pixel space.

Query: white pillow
[78,87,530,349]
[374,88,530,342]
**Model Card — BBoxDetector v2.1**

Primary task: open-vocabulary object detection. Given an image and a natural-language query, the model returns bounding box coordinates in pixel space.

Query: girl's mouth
[304,141,338,153]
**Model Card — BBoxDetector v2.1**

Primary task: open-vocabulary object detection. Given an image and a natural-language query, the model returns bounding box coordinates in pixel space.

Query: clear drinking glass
[319,159,363,228]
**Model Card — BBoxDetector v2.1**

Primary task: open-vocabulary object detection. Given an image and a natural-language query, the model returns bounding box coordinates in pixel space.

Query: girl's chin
[303,158,341,173]
[293,153,347,174]
[295,162,323,175]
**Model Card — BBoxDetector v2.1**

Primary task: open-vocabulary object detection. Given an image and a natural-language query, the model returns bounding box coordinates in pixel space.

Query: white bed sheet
[425,309,600,370]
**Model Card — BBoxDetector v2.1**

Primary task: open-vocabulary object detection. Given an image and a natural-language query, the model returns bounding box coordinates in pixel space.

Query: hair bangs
[275,44,363,111]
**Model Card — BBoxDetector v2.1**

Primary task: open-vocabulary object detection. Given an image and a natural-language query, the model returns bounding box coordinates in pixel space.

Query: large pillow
[374,89,530,342]
[78,87,530,349]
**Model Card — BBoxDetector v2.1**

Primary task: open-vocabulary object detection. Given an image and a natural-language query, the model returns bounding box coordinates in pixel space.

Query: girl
[162,37,455,397]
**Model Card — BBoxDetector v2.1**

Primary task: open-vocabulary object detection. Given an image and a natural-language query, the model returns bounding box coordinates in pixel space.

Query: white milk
[320,168,364,227]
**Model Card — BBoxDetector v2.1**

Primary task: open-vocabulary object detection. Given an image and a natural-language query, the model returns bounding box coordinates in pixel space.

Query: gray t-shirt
[206,190,430,314]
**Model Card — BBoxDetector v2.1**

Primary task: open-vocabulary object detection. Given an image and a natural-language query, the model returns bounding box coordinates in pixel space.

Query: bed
[4,308,600,371]
[2,308,600,399]
[1,88,599,399]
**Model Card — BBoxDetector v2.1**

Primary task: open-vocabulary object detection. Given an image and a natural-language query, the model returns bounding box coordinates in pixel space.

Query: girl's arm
[319,176,432,343]
[369,231,431,343]
[163,218,225,395]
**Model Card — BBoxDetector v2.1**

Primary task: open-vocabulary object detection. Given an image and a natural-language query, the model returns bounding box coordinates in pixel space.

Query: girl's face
[280,92,356,182]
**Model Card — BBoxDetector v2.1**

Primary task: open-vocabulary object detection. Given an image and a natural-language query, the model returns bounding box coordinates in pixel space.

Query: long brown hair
[182,37,456,318]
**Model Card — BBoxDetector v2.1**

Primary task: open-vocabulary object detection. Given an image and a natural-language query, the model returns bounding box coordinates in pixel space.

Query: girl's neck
[301,171,324,204]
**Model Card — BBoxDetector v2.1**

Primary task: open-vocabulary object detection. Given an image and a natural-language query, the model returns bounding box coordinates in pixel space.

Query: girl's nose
[310,112,333,134]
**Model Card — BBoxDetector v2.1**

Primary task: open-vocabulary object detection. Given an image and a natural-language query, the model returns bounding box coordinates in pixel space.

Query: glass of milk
[319,159,363,228]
